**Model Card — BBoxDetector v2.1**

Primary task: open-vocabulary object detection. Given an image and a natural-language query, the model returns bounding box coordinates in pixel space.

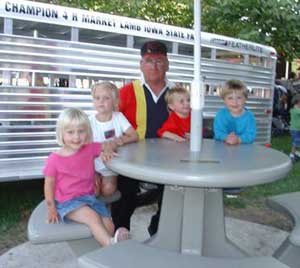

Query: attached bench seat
[27,191,120,256]
[267,191,300,268]
[28,200,91,244]
[78,240,289,268]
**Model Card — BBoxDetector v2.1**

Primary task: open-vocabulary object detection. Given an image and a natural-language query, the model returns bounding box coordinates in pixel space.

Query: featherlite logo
[210,38,263,53]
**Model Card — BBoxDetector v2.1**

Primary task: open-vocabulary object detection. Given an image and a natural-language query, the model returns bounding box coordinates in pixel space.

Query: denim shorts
[290,130,300,147]
[56,194,110,222]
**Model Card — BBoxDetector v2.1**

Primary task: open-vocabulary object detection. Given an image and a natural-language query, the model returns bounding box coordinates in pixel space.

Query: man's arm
[118,83,137,129]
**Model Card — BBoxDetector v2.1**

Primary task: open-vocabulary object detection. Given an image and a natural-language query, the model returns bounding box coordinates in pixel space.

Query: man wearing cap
[111,40,172,235]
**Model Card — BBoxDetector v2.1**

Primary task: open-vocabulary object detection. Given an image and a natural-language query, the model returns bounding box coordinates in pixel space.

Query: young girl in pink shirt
[43,107,129,246]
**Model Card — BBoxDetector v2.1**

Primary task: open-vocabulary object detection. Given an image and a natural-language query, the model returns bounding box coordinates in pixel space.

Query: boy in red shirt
[157,87,191,142]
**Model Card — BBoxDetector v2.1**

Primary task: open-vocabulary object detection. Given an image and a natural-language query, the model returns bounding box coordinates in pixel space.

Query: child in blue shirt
[214,80,256,196]
[214,79,256,145]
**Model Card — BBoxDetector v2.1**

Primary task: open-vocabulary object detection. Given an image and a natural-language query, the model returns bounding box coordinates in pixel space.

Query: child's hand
[101,150,118,162]
[47,205,59,224]
[114,137,124,147]
[162,132,186,142]
[184,133,190,140]
[102,140,118,152]
[101,141,118,162]
[225,132,240,145]
[172,135,186,142]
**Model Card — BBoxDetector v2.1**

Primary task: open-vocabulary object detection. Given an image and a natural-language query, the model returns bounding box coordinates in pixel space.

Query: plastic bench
[78,240,289,268]
[267,191,300,268]
[27,191,121,257]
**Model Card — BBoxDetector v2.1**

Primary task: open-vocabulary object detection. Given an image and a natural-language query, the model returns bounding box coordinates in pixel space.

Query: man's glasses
[142,58,166,66]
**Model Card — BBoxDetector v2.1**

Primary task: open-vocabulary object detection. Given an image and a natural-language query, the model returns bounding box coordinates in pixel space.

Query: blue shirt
[213,107,256,144]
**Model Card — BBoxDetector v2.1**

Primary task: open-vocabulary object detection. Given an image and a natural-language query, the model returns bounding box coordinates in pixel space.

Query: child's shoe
[289,153,296,162]
[224,187,243,199]
[294,151,300,158]
[111,227,130,244]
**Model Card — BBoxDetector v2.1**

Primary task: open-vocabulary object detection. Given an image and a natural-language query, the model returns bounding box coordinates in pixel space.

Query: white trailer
[0,0,276,181]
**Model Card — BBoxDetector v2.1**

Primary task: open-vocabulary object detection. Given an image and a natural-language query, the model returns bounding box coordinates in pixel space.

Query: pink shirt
[43,143,101,203]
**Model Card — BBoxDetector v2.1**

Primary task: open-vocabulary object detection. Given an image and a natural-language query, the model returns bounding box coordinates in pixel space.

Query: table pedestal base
[147,186,247,257]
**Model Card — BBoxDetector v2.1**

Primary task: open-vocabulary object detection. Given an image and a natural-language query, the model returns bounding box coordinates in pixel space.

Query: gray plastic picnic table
[106,138,291,257]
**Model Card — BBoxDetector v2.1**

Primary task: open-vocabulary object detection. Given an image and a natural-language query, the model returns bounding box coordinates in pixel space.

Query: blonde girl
[44,107,129,246]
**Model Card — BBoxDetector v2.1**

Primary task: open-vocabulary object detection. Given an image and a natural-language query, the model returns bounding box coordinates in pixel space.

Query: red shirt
[119,82,138,130]
[157,112,190,138]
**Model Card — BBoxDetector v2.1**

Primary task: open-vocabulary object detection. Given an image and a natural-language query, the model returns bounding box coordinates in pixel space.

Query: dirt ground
[0,221,27,256]
[225,205,292,232]
[0,203,292,256]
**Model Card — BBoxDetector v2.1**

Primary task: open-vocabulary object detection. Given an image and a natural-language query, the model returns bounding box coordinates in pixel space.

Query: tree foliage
[202,0,300,61]
[33,0,300,61]
[34,0,193,27]
[137,0,192,28]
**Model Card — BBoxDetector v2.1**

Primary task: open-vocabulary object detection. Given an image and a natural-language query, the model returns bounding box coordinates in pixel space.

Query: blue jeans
[290,130,300,147]
[56,194,110,222]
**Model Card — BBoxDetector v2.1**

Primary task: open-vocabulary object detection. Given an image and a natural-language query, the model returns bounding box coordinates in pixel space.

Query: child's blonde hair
[220,79,248,99]
[165,86,189,105]
[91,82,119,110]
[56,108,92,146]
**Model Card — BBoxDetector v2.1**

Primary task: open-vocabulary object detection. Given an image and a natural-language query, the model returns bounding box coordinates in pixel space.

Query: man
[111,41,172,235]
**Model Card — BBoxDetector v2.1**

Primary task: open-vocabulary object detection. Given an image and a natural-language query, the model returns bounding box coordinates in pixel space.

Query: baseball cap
[141,41,167,57]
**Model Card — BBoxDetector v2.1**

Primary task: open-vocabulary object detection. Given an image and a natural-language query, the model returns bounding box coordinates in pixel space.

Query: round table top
[106,139,292,188]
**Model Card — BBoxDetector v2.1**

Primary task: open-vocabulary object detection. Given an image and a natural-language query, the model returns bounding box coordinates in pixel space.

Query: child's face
[223,91,246,116]
[92,87,115,115]
[62,124,88,152]
[294,102,300,108]
[168,93,190,118]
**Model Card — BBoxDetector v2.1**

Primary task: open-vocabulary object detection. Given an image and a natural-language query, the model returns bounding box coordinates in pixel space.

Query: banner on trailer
[0,0,195,44]
[0,0,273,55]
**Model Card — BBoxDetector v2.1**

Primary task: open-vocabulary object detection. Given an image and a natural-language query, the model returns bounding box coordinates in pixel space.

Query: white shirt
[141,74,174,103]
[89,112,132,176]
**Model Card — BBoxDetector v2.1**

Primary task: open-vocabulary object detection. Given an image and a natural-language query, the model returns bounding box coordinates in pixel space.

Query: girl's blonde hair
[165,86,189,105]
[91,81,119,111]
[220,79,248,99]
[56,108,92,146]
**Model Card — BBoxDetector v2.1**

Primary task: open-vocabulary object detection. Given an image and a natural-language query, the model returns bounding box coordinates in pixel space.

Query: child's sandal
[111,227,130,244]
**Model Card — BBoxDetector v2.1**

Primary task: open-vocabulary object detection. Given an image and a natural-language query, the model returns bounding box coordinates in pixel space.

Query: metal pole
[190,0,204,153]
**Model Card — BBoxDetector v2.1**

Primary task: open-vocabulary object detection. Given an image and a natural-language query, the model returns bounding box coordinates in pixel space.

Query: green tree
[137,0,192,28]
[202,0,300,61]
[33,0,192,27]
